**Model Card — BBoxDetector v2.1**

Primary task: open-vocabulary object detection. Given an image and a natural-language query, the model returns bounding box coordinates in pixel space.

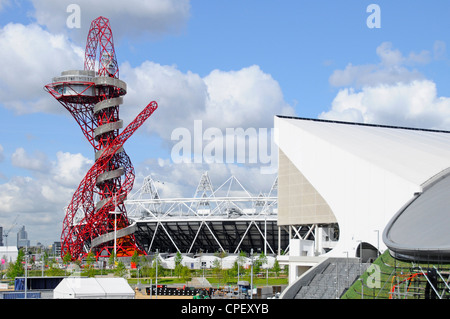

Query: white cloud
[203,66,294,129]
[120,61,208,139]
[320,80,450,129]
[0,149,93,245]
[321,42,450,130]
[121,62,295,139]
[120,62,291,170]
[329,42,428,88]
[52,151,94,187]
[0,19,293,146]
[0,175,66,245]
[433,40,447,61]
[30,0,191,42]
[11,147,49,171]
[0,23,83,114]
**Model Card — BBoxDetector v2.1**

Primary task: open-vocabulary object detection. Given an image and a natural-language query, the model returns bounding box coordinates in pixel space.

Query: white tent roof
[163,255,198,269]
[53,277,134,299]
[279,116,450,187]
[0,246,18,263]
[96,278,134,297]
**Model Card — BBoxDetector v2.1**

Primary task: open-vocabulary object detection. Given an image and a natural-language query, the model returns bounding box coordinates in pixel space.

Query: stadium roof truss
[124,172,287,255]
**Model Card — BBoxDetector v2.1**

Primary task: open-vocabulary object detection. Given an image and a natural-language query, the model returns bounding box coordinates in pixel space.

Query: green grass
[342,251,450,299]
[128,275,288,287]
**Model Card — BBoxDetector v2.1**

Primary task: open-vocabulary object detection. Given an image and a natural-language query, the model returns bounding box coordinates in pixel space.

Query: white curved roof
[275,116,450,258]
[279,117,450,187]
[383,171,450,261]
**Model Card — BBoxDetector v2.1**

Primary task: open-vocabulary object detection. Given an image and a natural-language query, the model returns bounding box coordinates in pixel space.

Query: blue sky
[1,0,450,245]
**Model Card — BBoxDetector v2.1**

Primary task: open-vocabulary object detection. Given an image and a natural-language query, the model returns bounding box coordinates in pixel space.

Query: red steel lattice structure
[45,16,157,260]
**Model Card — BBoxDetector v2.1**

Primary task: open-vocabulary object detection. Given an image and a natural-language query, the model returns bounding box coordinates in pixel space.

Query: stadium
[274,115,450,299]
[125,172,288,256]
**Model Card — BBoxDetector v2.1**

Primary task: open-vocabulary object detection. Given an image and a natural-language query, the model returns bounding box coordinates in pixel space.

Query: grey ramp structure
[383,169,450,262]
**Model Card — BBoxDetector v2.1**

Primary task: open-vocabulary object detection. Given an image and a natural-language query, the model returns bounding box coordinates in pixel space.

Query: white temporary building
[53,277,135,299]
[0,246,18,263]
[195,255,220,269]
[163,255,199,269]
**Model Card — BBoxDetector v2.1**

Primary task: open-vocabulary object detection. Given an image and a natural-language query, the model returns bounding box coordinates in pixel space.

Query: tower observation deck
[45,16,158,260]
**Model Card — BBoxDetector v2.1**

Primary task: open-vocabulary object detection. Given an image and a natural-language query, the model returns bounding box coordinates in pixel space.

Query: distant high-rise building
[0,226,3,246]
[53,242,61,258]
[17,226,30,248]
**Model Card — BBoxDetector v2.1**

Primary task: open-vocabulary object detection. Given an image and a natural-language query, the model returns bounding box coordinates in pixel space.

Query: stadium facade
[125,172,288,256]
[274,115,450,284]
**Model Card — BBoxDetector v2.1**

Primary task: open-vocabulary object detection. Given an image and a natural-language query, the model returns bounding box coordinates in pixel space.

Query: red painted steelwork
[44,16,157,260]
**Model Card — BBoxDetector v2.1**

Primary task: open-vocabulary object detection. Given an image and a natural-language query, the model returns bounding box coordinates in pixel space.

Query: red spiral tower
[45,17,157,260]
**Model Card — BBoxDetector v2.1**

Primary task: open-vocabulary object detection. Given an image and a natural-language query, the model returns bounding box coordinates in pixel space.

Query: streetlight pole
[24,249,28,299]
[110,195,122,264]
[237,256,240,299]
[155,249,159,300]
[250,249,253,300]
[113,211,117,261]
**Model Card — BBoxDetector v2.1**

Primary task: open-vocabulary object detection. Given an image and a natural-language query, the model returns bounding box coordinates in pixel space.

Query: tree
[212,258,223,285]
[43,251,49,267]
[150,253,166,279]
[114,260,127,277]
[6,249,24,279]
[174,251,183,278]
[234,251,246,278]
[131,250,140,267]
[109,251,116,268]
[181,266,192,284]
[140,264,152,279]
[254,252,267,275]
[86,252,95,266]
[63,252,72,265]
[272,259,281,278]
[83,252,96,277]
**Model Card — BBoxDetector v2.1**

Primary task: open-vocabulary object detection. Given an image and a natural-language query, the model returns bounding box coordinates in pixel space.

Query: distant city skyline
[0,224,36,248]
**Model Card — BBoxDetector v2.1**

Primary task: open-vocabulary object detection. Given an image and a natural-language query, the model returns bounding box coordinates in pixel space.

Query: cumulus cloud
[52,151,94,187]
[11,147,49,171]
[30,0,191,43]
[121,61,294,139]
[0,149,93,244]
[321,42,450,130]
[120,62,291,168]
[0,20,293,138]
[120,61,208,139]
[320,80,450,129]
[203,66,294,129]
[0,23,83,114]
[329,42,428,88]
